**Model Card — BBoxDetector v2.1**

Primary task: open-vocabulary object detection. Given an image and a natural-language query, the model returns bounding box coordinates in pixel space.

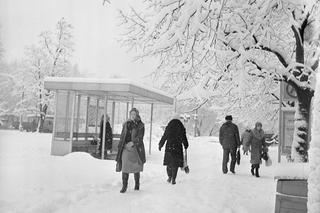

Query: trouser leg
[230,149,237,173]
[222,149,230,174]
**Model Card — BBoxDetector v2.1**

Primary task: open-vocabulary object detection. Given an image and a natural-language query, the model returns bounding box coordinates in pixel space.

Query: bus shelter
[44,77,174,160]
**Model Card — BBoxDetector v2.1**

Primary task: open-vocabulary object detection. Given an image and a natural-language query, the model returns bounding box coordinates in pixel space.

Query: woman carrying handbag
[159,115,189,185]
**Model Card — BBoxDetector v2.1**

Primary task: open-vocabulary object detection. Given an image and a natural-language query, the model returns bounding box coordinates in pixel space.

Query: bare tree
[24,18,74,132]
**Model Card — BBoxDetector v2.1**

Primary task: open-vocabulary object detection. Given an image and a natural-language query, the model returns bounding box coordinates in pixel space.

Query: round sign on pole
[285,84,297,99]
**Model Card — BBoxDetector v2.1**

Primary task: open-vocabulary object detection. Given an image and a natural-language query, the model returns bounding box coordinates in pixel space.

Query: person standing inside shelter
[99,114,113,156]
[219,115,241,174]
[116,108,146,193]
[159,115,189,185]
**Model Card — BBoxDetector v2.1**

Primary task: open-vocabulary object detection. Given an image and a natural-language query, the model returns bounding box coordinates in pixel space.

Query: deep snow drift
[0,130,277,213]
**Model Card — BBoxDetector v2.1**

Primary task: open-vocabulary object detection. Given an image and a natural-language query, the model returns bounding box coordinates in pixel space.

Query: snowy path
[0,130,276,213]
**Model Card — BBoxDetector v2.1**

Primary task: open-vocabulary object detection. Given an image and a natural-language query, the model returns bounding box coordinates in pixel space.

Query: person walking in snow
[219,115,241,174]
[159,115,189,185]
[248,122,267,178]
[116,108,146,193]
[241,128,251,155]
[98,114,113,156]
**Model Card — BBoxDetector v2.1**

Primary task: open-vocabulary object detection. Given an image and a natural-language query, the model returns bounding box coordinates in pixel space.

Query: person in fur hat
[159,115,189,185]
[248,122,267,178]
[116,108,146,193]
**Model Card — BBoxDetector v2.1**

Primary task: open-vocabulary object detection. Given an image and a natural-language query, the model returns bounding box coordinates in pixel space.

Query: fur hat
[130,108,140,116]
[225,115,233,121]
[255,122,262,128]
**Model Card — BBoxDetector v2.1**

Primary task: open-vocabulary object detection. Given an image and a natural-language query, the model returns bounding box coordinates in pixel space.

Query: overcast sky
[0,0,156,81]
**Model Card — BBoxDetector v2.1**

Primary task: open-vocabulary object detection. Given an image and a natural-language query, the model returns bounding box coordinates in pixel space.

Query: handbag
[236,149,241,165]
[182,149,190,174]
[261,151,269,161]
[116,161,122,172]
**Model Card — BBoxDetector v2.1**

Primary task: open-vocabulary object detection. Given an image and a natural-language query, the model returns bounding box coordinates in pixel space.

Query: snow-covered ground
[0,129,277,213]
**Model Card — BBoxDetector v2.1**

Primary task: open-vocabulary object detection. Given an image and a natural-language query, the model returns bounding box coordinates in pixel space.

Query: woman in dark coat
[159,117,189,185]
[99,115,113,155]
[248,122,267,177]
[116,108,146,193]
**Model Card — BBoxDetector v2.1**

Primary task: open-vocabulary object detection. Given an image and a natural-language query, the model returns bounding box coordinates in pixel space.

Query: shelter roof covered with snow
[44,77,174,105]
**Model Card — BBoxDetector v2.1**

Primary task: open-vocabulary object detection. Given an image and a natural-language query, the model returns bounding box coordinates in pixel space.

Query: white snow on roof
[44,77,172,98]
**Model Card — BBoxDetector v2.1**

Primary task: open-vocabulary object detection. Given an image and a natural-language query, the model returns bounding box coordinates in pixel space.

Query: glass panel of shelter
[66,94,130,159]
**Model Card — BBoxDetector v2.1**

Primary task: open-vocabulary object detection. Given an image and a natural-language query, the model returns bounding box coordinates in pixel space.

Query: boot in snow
[171,167,178,185]
[255,165,260,178]
[120,173,129,193]
[251,165,255,176]
[166,166,172,183]
[134,173,140,190]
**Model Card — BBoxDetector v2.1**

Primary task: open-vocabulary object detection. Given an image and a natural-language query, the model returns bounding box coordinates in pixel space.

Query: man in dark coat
[159,117,189,185]
[99,115,113,156]
[219,115,240,174]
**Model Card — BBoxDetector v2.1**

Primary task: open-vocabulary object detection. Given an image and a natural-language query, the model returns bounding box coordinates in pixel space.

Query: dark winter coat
[99,120,113,151]
[159,119,189,168]
[116,119,146,170]
[248,128,266,164]
[219,121,241,150]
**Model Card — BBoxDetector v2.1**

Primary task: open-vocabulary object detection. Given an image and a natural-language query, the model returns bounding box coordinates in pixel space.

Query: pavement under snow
[0,130,277,213]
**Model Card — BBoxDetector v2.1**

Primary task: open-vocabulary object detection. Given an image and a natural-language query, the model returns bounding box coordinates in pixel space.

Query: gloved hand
[158,146,162,151]
[127,141,134,147]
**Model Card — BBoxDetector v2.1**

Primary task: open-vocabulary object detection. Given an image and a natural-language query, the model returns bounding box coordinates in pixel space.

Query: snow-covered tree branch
[119,0,320,162]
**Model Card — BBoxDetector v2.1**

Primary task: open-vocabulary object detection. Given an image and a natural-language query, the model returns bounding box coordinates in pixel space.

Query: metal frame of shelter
[44,77,174,159]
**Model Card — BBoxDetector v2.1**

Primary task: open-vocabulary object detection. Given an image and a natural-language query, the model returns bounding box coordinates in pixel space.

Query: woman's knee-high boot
[255,164,260,178]
[120,173,129,193]
[166,166,172,183]
[134,173,140,190]
[171,167,178,185]
[251,164,255,176]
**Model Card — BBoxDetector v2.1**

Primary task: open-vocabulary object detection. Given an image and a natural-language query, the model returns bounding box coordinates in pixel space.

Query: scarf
[252,128,264,140]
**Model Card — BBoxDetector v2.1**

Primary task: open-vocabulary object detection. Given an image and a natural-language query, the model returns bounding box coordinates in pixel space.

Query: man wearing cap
[219,115,241,174]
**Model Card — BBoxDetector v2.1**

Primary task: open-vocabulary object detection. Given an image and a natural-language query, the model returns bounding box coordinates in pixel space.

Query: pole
[111,101,115,130]
[194,110,198,137]
[131,97,135,108]
[64,91,70,139]
[278,82,283,163]
[126,102,129,121]
[149,103,154,155]
[102,94,108,160]
[85,97,90,141]
[95,99,99,134]
[76,94,81,142]
[51,90,58,155]
[69,92,77,153]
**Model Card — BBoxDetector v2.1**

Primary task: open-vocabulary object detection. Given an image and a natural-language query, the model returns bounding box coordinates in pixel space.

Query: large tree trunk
[308,73,320,213]
[291,86,313,162]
